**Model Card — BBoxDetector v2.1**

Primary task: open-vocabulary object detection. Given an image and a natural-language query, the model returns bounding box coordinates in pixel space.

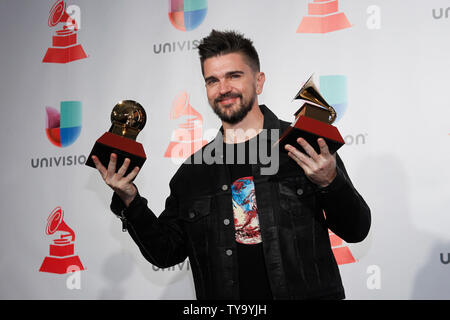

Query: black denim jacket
[110,105,371,300]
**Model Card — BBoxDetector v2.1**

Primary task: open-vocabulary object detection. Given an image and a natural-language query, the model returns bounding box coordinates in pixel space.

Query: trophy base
[42,44,88,64]
[85,132,147,176]
[39,255,84,274]
[297,12,351,33]
[274,116,345,154]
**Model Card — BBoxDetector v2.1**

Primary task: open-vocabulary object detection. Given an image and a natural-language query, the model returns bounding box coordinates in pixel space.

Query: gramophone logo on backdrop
[39,207,84,274]
[42,0,87,63]
[45,101,82,147]
[329,230,356,265]
[297,0,352,33]
[164,91,208,159]
[169,0,208,31]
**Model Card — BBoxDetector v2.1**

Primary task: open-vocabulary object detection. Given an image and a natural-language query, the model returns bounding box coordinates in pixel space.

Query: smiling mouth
[219,97,238,104]
[216,94,242,105]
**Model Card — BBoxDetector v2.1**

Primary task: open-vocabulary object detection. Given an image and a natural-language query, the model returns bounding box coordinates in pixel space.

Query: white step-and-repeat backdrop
[1,0,449,300]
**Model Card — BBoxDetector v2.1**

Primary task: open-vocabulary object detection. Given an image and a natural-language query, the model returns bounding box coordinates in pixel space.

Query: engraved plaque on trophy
[274,75,345,154]
[85,100,147,175]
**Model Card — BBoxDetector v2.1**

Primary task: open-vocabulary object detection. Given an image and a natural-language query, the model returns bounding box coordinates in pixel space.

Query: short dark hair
[197,29,260,75]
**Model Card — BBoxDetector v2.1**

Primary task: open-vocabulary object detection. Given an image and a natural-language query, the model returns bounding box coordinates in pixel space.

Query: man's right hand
[91,153,140,207]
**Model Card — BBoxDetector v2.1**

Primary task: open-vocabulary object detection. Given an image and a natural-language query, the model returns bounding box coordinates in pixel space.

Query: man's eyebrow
[204,71,244,83]
[226,70,244,76]
[204,75,217,83]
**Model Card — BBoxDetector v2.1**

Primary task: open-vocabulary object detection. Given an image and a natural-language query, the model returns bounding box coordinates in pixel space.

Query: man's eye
[230,73,241,78]
[206,79,218,86]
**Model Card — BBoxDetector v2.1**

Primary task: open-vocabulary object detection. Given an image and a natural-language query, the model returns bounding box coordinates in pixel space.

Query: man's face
[202,52,265,124]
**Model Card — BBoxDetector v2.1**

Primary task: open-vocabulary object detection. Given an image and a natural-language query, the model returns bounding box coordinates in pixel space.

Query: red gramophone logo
[164,91,208,159]
[42,0,88,64]
[39,207,84,274]
[329,230,356,265]
[297,0,351,34]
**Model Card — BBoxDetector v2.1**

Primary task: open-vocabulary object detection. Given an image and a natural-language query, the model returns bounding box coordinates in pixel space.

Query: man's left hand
[285,137,337,188]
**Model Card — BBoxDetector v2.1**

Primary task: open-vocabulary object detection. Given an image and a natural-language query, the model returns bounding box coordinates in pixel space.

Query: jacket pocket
[179,196,212,245]
[277,173,316,215]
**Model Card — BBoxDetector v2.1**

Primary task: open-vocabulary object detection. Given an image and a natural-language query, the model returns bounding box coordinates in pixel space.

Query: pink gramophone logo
[164,91,208,159]
[42,0,88,64]
[329,230,356,265]
[39,207,84,274]
[297,0,352,34]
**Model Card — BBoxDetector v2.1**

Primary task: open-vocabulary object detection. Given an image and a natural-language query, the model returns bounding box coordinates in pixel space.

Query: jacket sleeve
[317,153,371,243]
[110,180,188,268]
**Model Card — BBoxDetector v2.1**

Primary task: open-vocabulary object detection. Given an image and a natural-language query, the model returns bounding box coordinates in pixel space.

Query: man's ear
[256,72,266,95]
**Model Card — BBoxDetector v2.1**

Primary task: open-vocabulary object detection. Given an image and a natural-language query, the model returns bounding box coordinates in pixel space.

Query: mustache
[214,92,242,104]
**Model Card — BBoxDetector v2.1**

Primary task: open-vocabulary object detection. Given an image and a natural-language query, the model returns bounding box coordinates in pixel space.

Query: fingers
[91,155,107,179]
[92,153,138,182]
[284,137,332,172]
[285,137,337,187]
[285,144,314,170]
[296,138,319,160]
[317,138,331,156]
[124,166,140,182]
[107,153,117,178]
[117,157,131,177]
[117,158,140,182]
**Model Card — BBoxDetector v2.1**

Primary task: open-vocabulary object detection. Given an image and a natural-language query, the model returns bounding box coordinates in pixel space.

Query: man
[91,30,371,300]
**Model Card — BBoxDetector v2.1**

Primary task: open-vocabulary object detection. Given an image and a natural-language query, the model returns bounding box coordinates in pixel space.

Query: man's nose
[218,79,232,94]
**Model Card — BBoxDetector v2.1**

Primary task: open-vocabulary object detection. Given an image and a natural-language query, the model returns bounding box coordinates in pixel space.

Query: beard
[211,91,256,125]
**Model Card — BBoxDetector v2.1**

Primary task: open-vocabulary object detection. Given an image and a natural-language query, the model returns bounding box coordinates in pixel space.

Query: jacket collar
[260,104,281,131]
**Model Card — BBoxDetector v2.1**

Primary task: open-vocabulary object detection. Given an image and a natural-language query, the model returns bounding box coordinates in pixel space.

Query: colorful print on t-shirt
[231,176,262,245]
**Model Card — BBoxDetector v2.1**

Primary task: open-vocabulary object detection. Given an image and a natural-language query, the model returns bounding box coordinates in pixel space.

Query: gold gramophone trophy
[275,74,345,154]
[85,100,147,175]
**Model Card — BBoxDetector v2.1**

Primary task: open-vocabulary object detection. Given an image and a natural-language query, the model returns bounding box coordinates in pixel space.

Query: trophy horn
[293,74,337,124]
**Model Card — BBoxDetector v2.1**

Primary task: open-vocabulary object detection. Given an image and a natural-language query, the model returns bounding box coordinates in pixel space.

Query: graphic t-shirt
[232,176,262,245]
[224,137,273,300]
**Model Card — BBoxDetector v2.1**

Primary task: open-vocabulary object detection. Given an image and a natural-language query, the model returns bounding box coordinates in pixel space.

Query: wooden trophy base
[85,132,146,176]
[275,115,345,155]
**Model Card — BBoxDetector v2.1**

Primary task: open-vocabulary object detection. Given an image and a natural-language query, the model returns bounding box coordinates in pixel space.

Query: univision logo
[319,75,368,145]
[319,75,347,123]
[46,101,82,147]
[168,0,208,31]
[432,7,450,19]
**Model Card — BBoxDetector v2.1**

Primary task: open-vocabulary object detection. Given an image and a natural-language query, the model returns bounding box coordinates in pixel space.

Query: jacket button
[225,249,233,256]
[296,188,303,196]
[223,219,230,225]
[189,211,196,219]
[222,184,228,191]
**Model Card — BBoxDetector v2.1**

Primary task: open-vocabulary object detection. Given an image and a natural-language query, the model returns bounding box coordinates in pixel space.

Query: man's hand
[285,137,337,188]
[91,153,140,207]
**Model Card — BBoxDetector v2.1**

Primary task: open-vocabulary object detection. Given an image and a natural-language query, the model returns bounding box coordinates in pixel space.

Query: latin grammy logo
[42,0,88,64]
[297,0,351,34]
[39,207,84,274]
[164,91,208,159]
[329,230,356,265]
